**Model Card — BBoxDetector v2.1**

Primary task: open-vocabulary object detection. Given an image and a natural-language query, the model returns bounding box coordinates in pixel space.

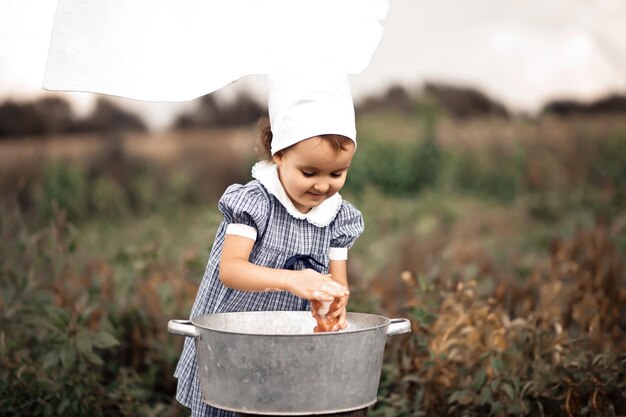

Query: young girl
[174,73,365,417]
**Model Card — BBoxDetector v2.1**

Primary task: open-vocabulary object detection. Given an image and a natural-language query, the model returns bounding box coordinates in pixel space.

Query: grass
[2,110,626,416]
[97,188,624,417]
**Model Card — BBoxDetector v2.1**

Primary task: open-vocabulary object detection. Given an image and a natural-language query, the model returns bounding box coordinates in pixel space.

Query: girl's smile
[273,136,355,214]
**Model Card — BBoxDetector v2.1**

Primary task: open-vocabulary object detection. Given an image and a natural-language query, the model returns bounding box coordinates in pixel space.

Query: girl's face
[273,136,355,214]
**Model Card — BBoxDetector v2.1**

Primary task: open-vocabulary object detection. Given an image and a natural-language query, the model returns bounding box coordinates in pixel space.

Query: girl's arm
[219,234,349,301]
[328,259,348,288]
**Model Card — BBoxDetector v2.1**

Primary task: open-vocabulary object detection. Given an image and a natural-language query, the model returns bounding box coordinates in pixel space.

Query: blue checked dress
[174,162,364,417]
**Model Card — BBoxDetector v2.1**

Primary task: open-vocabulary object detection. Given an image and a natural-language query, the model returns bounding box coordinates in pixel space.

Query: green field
[2,111,625,416]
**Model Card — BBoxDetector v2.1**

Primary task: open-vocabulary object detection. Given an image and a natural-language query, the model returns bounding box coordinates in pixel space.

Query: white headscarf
[268,72,356,155]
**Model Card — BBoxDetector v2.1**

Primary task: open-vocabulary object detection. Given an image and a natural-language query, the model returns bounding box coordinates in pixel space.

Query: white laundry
[43,0,389,101]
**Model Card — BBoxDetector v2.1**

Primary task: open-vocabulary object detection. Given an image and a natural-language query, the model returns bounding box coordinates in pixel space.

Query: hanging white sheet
[43,0,388,101]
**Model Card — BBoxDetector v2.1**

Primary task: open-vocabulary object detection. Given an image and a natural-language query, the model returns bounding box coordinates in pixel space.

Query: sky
[1,0,625,130]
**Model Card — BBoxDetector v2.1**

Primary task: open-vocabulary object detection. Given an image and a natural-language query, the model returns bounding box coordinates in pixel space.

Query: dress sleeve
[329,201,364,260]
[218,183,271,241]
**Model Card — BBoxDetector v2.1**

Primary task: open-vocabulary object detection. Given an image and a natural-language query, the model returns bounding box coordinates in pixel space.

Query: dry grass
[0,127,256,172]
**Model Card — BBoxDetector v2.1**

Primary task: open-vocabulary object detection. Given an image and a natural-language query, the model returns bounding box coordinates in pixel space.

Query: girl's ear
[272,152,283,166]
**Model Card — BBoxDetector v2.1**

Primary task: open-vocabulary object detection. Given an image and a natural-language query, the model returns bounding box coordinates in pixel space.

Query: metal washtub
[169,311,411,415]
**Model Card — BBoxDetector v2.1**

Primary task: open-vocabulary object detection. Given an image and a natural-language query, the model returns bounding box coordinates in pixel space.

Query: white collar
[251,161,342,227]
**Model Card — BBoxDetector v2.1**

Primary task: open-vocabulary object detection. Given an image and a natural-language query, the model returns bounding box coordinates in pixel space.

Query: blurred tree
[423,82,510,119]
[0,97,73,138]
[34,97,74,134]
[175,94,221,128]
[542,94,626,117]
[0,96,147,138]
[174,92,265,129]
[356,84,415,115]
[0,100,42,137]
[72,97,147,133]
[219,92,266,126]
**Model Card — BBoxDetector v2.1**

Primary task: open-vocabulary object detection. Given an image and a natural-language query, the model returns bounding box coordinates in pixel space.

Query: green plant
[91,175,129,217]
[34,163,89,222]
[448,150,522,203]
[591,130,626,206]
[0,205,117,416]
[0,201,191,416]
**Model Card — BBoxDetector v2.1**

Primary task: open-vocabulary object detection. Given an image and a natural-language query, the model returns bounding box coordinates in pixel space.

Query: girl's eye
[302,171,315,177]
[331,172,344,178]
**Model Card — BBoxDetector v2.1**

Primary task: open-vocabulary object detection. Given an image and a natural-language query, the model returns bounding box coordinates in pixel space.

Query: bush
[447,150,522,203]
[373,229,626,417]
[591,131,626,206]
[0,203,192,416]
[24,160,206,225]
[346,138,443,196]
[0,206,118,416]
[34,163,89,222]
[91,175,129,217]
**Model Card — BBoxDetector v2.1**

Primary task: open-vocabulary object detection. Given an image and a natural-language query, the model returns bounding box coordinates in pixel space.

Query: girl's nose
[314,182,330,193]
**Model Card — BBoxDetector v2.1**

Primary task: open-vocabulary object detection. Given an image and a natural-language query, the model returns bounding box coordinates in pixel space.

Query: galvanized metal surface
[169,311,411,415]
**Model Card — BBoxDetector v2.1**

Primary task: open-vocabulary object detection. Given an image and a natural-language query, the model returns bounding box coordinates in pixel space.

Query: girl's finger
[337,311,348,330]
[331,313,347,331]
[335,297,348,309]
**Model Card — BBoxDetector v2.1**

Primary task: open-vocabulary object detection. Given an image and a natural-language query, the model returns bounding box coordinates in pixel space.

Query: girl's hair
[256,116,353,162]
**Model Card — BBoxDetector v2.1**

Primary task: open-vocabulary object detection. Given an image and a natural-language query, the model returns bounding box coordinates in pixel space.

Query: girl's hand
[327,294,349,331]
[286,269,349,301]
[310,295,348,331]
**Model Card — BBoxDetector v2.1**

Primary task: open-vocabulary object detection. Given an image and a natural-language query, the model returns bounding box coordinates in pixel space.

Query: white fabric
[268,72,356,155]
[317,300,332,316]
[251,161,342,228]
[225,223,257,241]
[328,247,348,261]
[43,0,388,102]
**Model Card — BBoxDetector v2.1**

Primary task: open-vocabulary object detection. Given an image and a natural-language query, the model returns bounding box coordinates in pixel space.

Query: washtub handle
[168,319,199,338]
[386,318,411,336]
